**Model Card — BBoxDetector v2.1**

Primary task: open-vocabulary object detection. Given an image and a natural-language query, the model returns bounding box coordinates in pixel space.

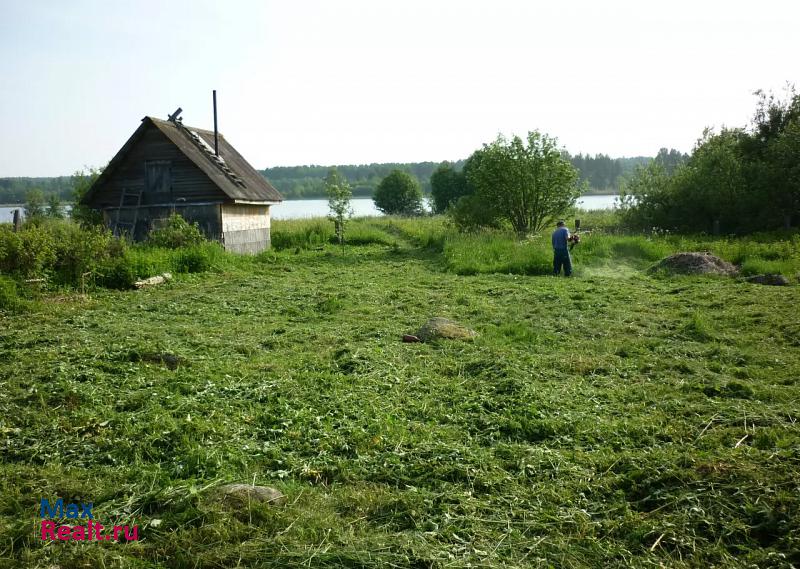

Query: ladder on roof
[112,187,143,238]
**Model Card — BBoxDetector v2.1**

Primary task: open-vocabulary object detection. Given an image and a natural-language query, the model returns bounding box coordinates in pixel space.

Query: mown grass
[1,215,799,568]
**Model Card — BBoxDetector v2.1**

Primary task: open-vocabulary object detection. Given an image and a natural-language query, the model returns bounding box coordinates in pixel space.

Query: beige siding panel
[221,204,271,254]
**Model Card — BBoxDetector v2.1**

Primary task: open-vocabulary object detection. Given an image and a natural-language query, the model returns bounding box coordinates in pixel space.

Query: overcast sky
[1,0,798,176]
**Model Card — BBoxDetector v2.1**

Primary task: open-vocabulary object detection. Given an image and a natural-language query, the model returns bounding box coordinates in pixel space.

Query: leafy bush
[0,223,56,278]
[96,255,139,290]
[176,244,223,273]
[373,170,424,216]
[449,193,503,232]
[48,220,122,285]
[430,163,469,214]
[0,219,127,287]
[147,214,206,249]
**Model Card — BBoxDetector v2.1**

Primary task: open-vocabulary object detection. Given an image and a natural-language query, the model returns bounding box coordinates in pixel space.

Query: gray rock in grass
[745,273,790,286]
[217,484,286,508]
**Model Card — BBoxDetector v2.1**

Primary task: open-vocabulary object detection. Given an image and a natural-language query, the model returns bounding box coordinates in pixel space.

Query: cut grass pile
[0,217,799,568]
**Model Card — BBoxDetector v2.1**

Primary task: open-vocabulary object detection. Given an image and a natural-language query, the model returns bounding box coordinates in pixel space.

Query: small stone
[415,317,477,342]
[217,484,286,508]
[745,274,790,286]
[130,351,186,370]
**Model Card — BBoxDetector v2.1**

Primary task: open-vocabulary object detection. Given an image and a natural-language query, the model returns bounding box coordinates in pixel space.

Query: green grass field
[1,216,799,568]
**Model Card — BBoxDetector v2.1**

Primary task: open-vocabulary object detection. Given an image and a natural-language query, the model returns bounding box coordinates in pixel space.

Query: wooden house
[81,113,282,253]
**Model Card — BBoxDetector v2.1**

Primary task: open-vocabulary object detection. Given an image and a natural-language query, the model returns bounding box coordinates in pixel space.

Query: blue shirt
[552,226,570,250]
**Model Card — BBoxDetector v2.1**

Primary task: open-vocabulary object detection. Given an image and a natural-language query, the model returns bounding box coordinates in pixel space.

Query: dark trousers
[553,248,572,276]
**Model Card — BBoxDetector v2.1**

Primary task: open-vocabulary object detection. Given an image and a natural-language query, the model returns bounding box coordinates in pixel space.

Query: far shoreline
[0,193,621,207]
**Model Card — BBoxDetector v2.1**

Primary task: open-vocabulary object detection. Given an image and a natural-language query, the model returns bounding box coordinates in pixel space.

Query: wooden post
[12,209,21,232]
[575,219,581,231]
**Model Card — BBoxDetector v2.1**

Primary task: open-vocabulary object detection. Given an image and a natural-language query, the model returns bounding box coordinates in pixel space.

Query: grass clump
[271,218,334,250]
[272,217,401,250]
[0,274,24,312]
[443,231,552,275]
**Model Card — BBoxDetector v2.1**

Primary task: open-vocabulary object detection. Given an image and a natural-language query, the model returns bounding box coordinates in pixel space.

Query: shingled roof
[83,116,283,204]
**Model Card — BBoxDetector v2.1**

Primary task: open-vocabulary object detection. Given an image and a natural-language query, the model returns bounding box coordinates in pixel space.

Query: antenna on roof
[212,90,219,156]
[168,107,183,123]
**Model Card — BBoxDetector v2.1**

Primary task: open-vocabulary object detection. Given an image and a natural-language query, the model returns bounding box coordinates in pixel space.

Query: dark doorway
[144,160,172,205]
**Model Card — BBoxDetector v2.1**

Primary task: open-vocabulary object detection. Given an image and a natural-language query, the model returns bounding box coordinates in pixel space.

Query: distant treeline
[262,153,668,199]
[0,177,73,204]
[261,162,458,200]
[0,149,684,204]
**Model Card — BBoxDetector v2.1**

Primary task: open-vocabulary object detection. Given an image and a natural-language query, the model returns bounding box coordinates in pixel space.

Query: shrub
[175,244,222,273]
[0,223,56,278]
[96,255,138,290]
[0,219,128,287]
[48,220,121,285]
[373,170,424,216]
[147,214,206,249]
[430,163,469,214]
[449,194,503,231]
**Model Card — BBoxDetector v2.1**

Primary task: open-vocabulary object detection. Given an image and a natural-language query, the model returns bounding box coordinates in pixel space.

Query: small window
[144,160,172,203]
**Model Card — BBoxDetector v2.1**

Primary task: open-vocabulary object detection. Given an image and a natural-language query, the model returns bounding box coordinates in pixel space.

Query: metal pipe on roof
[213,90,219,156]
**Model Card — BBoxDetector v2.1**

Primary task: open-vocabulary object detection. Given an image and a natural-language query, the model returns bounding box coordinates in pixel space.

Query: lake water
[1,195,619,223]
[274,194,620,219]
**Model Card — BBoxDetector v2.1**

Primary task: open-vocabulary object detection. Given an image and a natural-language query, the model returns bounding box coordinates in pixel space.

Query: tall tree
[746,87,800,228]
[463,132,583,234]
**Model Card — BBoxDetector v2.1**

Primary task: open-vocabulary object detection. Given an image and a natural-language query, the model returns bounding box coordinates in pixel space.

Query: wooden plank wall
[114,204,222,242]
[90,124,228,209]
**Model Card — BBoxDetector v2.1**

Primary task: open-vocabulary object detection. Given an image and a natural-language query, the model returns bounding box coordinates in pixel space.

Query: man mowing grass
[552,220,573,277]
